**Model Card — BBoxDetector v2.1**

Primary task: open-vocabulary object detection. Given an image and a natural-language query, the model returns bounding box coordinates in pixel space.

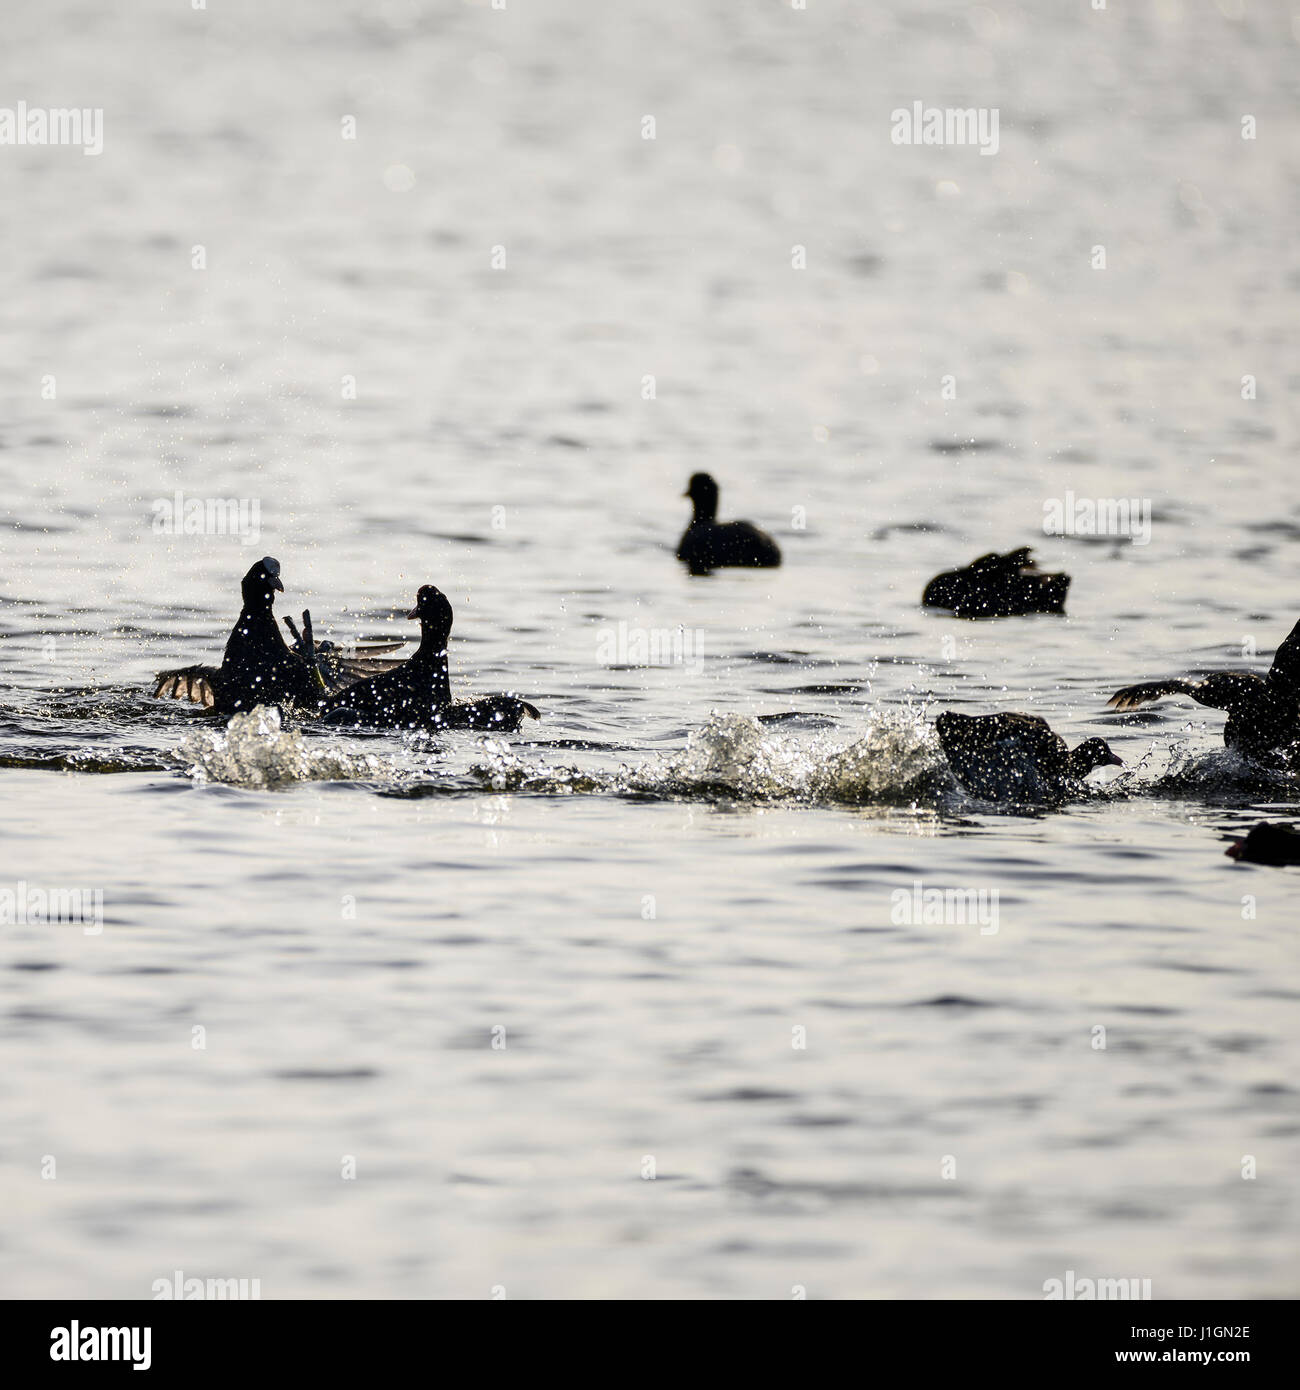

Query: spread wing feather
[152,665,219,708]
[1106,680,1198,712]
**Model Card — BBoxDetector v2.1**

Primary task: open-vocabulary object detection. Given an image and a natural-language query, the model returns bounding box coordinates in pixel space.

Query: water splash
[168,705,1300,813]
[179,707,386,788]
[468,739,605,795]
[622,710,953,806]
[1140,737,1300,802]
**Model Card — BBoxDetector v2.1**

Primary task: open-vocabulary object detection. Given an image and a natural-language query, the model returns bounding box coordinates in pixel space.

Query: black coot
[936,710,1121,801]
[152,557,325,715]
[320,585,540,732]
[923,547,1069,618]
[1226,822,1300,866]
[676,473,782,574]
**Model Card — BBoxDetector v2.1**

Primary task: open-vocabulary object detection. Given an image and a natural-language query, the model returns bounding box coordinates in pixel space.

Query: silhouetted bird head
[684,472,719,520]
[406,585,454,648]
[1070,738,1123,777]
[242,556,284,607]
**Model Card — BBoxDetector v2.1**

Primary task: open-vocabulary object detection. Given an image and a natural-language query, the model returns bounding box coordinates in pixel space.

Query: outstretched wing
[283,611,409,692]
[1109,673,1271,714]
[1106,680,1199,711]
[283,614,407,662]
[152,665,219,708]
[1267,617,1300,693]
[335,654,408,678]
[341,641,407,656]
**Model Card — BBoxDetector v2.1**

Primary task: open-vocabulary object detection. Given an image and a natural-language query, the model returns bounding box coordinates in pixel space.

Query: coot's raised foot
[923,547,1069,618]
[936,710,1121,802]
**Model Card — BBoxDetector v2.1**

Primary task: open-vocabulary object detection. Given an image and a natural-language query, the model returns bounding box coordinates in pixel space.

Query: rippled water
[2,0,1298,1299]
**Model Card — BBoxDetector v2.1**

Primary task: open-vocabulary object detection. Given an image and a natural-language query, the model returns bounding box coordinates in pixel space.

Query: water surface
[1,0,1298,1299]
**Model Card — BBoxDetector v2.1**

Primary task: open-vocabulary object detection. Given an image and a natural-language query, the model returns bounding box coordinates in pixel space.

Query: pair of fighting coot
[150,469,794,730]
[152,557,539,731]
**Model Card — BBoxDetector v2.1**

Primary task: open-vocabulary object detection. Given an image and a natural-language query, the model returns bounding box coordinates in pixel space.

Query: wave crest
[180,707,385,787]
[623,711,952,806]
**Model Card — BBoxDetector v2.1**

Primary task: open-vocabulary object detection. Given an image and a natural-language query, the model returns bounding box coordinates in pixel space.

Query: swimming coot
[1226,822,1300,866]
[676,473,782,574]
[936,710,1122,801]
[923,547,1069,618]
[320,585,540,732]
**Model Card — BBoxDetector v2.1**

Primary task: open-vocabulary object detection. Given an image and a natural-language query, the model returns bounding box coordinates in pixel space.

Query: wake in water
[172,706,961,806]
[166,704,1300,812]
[7,679,1298,811]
